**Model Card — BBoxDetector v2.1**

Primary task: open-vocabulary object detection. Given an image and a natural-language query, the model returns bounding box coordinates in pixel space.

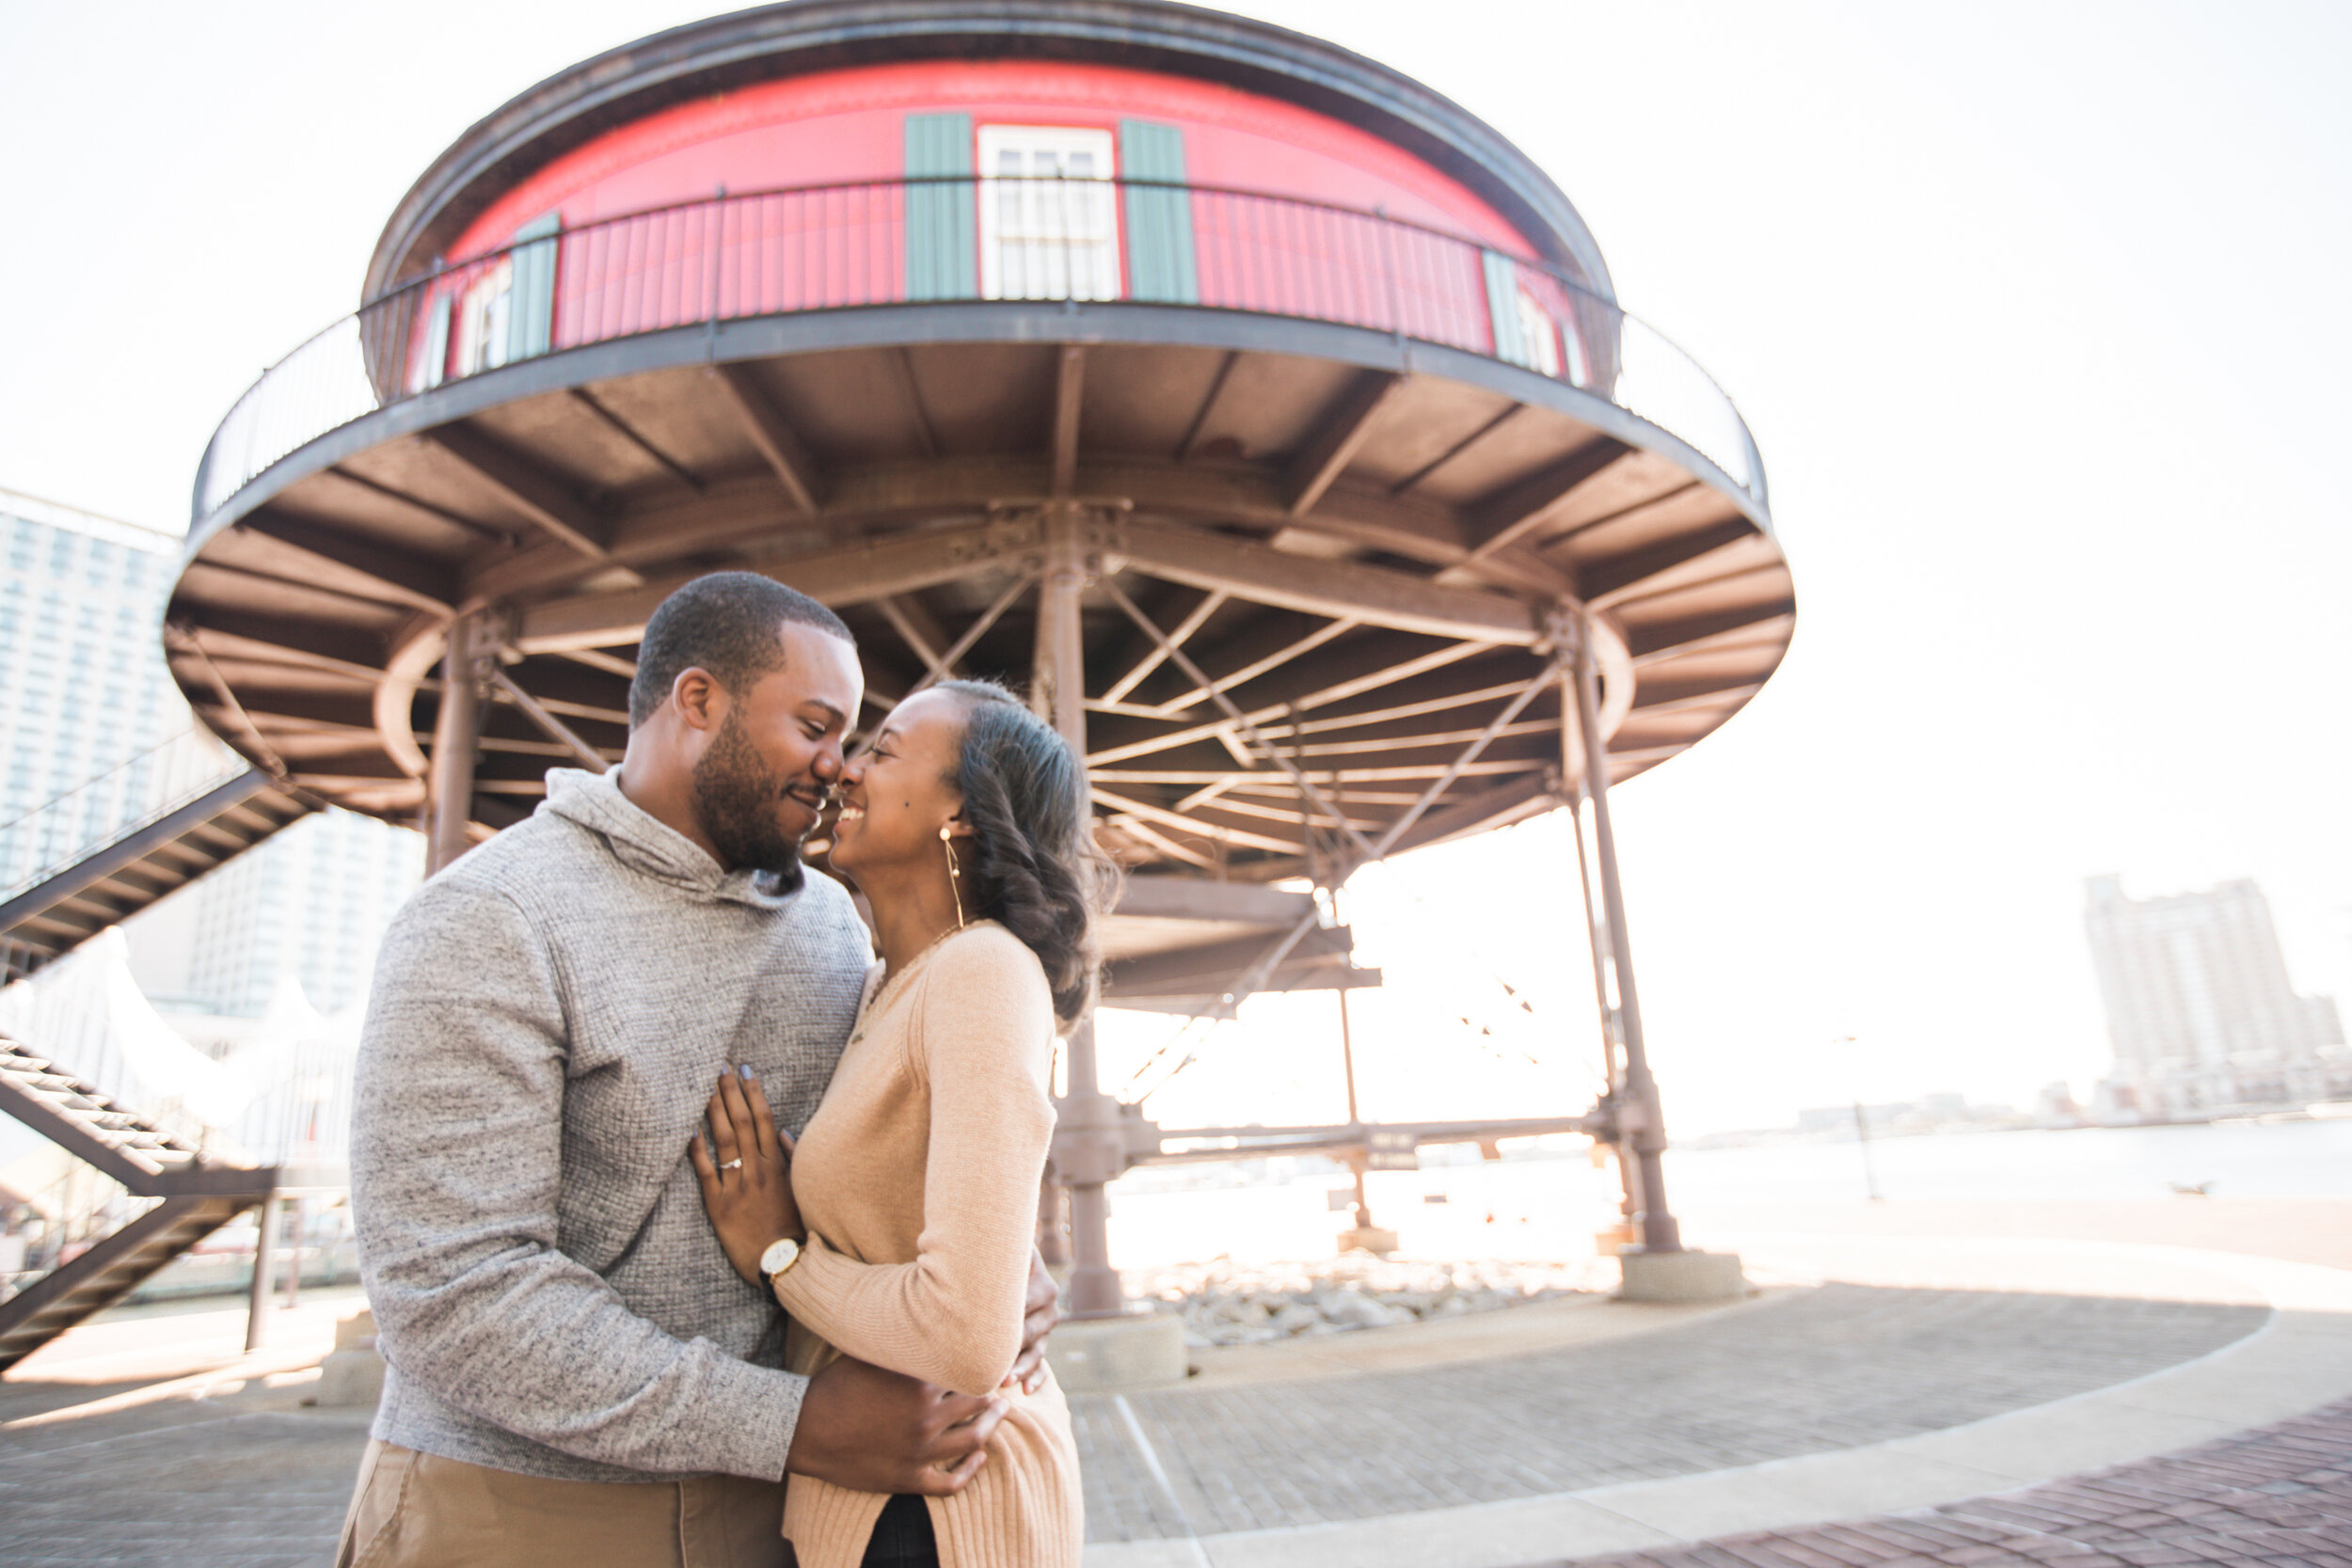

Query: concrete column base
[1338,1226,1400,1256]
[310,1308,386,1408]
[1615,1248,1749,1303]
[1046,1311,1187,1392]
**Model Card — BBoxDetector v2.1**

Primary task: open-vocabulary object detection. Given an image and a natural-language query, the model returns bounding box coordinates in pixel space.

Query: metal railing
[0,726,246,911]
[194,177,1766,521]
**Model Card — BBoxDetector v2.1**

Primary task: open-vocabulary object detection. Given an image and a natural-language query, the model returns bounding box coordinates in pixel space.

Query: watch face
[760,1237,800,1276]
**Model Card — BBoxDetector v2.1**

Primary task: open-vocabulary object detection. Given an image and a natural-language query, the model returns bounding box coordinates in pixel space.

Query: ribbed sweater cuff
[696,1350,804,1481]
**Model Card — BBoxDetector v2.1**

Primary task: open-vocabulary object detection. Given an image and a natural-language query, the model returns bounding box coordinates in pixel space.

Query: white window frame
[977,124,1120,303]
[455,260,516,376]
[1515,287,1563,380]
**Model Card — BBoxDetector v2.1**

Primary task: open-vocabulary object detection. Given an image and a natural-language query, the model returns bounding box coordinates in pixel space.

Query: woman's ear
[943,806,975,839]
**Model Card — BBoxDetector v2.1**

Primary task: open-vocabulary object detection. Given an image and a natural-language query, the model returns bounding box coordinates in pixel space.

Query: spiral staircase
[0,756,301,1370]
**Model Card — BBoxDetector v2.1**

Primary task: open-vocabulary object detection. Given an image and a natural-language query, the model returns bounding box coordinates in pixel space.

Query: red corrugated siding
[444,59,1541,267]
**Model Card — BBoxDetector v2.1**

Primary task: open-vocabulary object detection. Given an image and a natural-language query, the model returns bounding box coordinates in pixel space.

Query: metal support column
[244,1192,280,1353]
[1336,977,1375,1233]
[1036,1173,1070,1268]
[1038,510,1124,1317]
[427,614,490,876]
[281,1196,305,1309]
[1568,616,1682,1253]
[1565,751,1645,1234]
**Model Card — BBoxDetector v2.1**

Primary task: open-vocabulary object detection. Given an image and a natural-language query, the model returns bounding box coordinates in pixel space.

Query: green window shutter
[506,212,561,362]
[905,113,976,301]
[1482,250,1530,367]
[417,291,452,390]
[1119,119,1198,305]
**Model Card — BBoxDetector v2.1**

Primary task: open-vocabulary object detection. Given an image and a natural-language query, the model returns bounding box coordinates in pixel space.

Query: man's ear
[673,667,725,732]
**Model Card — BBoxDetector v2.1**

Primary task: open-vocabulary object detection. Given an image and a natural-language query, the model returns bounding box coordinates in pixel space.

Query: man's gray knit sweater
[351,768,871,1483]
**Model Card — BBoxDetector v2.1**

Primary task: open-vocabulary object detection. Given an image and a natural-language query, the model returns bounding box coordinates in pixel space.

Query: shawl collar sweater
[351,768,870,1483]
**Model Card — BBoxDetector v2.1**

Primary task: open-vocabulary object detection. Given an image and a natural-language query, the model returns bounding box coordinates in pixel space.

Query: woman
[692,678,1114,1568]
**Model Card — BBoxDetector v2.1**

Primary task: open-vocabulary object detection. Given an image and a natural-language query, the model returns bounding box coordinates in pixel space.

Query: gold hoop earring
[940,825,967,929]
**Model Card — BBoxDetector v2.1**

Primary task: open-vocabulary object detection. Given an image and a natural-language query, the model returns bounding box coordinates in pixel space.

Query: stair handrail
[0,727,251,909]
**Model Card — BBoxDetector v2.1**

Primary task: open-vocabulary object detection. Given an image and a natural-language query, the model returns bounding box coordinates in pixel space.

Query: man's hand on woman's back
[1006,1249,1060,1395]
[784,1248,1061,1492]
[787,1356,1008,1495]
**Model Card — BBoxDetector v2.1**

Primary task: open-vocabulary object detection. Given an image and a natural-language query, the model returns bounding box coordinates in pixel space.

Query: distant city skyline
[2084,875,2345,1117]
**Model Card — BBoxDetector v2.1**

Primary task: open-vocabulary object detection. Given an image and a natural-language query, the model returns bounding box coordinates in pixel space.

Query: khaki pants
[336,1440,788,1568]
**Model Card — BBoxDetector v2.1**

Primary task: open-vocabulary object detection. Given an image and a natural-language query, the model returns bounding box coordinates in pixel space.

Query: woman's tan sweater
[771,921,1081,1568]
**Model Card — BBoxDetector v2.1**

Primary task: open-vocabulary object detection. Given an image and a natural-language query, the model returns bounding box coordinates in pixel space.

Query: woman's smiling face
[829,689,968,880]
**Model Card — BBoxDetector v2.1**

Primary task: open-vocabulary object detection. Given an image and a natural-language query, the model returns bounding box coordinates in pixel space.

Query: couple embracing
[336,572,1111,1567]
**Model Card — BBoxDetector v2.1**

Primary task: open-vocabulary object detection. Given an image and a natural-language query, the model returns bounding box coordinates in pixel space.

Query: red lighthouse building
[135,0,1791,1349]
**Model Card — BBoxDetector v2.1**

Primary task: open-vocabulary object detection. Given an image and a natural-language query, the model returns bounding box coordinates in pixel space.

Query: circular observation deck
[167,2,1794,911]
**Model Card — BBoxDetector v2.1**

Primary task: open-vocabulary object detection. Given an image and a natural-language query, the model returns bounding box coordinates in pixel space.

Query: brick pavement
[1557,1394,2352,1568]
[0,1280,2259,1562]
[1073,1283,2264,1542]
[0,1398,373,1567]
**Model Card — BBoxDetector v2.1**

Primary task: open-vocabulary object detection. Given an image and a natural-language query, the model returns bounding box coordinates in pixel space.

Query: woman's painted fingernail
[738,1064,754,1080]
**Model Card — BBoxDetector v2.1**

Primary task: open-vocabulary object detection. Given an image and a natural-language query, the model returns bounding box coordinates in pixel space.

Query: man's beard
[689,709,805,879]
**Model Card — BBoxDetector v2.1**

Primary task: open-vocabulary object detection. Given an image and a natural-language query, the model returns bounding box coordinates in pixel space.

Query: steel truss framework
[171,311,1789,1313]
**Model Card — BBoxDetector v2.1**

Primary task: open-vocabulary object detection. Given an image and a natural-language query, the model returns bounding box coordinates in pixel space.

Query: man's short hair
[628,572,853,729]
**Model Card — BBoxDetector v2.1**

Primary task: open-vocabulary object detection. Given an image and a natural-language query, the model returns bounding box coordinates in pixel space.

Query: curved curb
[1083,1235,2352,1568]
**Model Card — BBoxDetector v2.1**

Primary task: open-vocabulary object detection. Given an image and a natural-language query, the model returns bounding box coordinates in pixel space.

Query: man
[338,573,1058,1567]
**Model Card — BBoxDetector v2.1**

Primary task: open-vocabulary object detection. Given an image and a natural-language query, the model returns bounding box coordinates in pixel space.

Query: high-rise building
[0,486,421,1022]
[174,805,421,1017]
[2084,875,2348,1116]
[0,489,189,890]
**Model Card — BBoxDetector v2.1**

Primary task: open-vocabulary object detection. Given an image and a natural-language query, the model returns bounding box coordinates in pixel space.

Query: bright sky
[2,2,2345,1134]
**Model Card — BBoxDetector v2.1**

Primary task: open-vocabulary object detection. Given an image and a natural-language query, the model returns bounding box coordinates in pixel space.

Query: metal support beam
[1113,516,1544,647]
[1103,589,1224,704]
[567,388,704,492]
[245,1191,280,1353]
[877,595,953,681]
[707,363,821,514]
[281,1196,305,1308]
[1085,636,1497,768]
[1149,617,1359,718]
[1458,438,1630,561]
[516,519,1033,654]
[225,515,459,616]
[1032,511,1124,1318]
[909,570,1038,698]
[1335,957,1375,1235]
[1569,616,1681,1253]
[1099,580,1376,866]
[490,668,608,772]
[1565,752,1644,1238]
[418,426,620,567]
[1287,372,1406,515]
[1102,575,1567,1020]
[1050,347,1086,499]
[1581,517,1757,606]
[427,615,493,874]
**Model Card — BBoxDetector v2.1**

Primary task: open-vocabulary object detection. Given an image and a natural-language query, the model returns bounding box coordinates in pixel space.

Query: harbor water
[1103,1119,2352,1269]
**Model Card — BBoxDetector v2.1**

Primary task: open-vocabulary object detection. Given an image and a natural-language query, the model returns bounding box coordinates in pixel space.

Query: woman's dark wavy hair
[934,680,1121,1026]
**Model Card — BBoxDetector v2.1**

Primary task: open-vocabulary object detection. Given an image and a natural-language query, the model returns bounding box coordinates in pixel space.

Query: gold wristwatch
[757,1236,803,1292]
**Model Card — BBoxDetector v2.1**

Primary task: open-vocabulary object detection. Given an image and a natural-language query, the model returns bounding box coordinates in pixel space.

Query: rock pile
[1128,1256,1609,1349]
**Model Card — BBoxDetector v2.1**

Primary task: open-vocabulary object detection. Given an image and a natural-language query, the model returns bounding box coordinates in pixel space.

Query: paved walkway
[1566,1395,2352,1568]
[0,1289,371,1568]
[4,1201,2351,1566]
[1073,1285,2265,1543]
